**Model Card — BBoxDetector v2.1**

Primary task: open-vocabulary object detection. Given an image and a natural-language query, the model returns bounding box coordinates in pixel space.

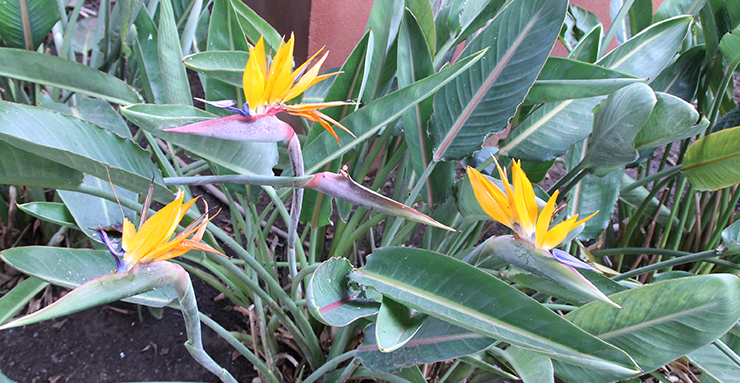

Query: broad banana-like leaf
[0,0,59,49]
[555,274,740,382]
[682,126,740,190]
[0,140,83,190]
[351,247,639,376]
[0,276,48,326]
[499,16,691,161]
[0,101,170,200]
[183,51,249,87]
[306,257,379,327]
[429,0,567,161]
[489,346,554,383]
[0,48,142,105]
[580,82,656,175]
[526,57,643,104]
[356,318,496,374]
[687,341,740,383]
[635,92,709,150]
[375,297,426,352]
[16,202,75,227]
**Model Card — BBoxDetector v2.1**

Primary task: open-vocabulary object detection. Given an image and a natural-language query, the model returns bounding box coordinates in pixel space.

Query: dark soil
[0,276,257,383]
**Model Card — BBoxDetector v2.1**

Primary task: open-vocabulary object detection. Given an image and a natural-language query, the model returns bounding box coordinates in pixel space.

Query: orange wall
[308,0,667,64]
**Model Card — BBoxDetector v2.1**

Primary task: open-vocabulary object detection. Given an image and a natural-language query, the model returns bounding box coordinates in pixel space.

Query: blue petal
[551,248,593,270]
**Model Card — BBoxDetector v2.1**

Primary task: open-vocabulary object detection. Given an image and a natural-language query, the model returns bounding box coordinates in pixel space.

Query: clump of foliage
[2,0,740,382]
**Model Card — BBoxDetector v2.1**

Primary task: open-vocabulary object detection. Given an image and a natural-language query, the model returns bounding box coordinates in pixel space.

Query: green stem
[301,351,356,383]
[199,312,278,383]
[619,165,681,194]
[714,340,740,367]
[164,174,315,187]
[593,248,691,258]
[380,160,437,247]
[612,250,720,281]
[548,161,586,195]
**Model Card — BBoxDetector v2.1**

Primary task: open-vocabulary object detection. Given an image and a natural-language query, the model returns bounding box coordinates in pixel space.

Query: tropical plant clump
[1,0,740,382]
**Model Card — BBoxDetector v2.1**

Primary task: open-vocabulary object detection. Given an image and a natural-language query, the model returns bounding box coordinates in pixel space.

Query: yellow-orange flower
[467,159,596,251]
[243,34,355,143]
[120,190,224,271]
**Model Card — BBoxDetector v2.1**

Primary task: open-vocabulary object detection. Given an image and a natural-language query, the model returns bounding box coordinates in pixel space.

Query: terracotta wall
[306,0,667,66]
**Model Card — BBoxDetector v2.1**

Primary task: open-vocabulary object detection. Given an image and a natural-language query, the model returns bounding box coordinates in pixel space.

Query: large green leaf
[351,247,639,376]
[228,0,280,49]
[356,318,496,373]
[0,48,142,105]
[490,346,554,383]
[398,10,453,205]
[0,101,170,199]
[0,139,83,190]
[16,202,76,227]
[203,0,250,117]
[682,126,740,190]
[0,0,59,49]
[306,257,379,327]
[362,0,403,101]
[429,0,567,161]
[620,173,679,228]
[654,0,707,22]
[580,82,656,174]
[526,57,643,104]
[499,16,691,161]
[555,274,740,382]
[687,341,740,383]
[132,7,165,105]
[183,50,248,88]
[120,104,278,176]
[0,276,48,326]
[634,92,709,150]
[376,297,426,352]
[57,174,138,241]
[158,0,192,105]
[0,247,177,307]
[39,97,133,139]
[650,45,705,102]
[301,48,486,174]
[569,162,622,240]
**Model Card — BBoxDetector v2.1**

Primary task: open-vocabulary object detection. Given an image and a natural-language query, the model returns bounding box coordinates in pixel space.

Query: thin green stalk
[620,165,681,194]
[543,303,577,312]
[707,185,740,250]
[60,0,86,60]
[291,263,320,300]
[380,160,438,247]
[301,351,356,383]
[600,0,636,58]
[199,313,279,383]
[327,322,355,361]
[593,248,691,258]
[164,174,315,188]
[557,168,589,200]
[334,213,386,258]
[618,173,678,248]
[659,176,687,248]
[670,185,696,250]
[714,340,740,367]
[548,161,586,195]
[438,360,462,383]
[612,249,719,281]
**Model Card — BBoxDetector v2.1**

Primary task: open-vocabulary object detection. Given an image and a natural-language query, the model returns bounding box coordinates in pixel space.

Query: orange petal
[467,167,515,229]
[535,190,558,249]
[511,160,538,236]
